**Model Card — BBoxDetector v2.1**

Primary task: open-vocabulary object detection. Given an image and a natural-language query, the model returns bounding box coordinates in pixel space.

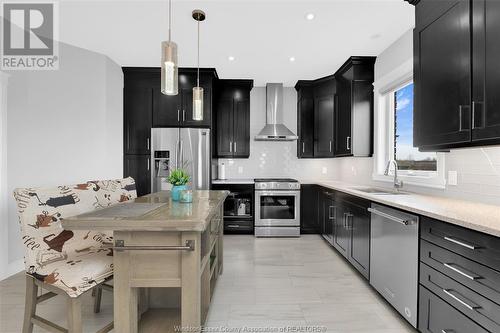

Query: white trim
[372,60,446,189]
[1,259,24,281]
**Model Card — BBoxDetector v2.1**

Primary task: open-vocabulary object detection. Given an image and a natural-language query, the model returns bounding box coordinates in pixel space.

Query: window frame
[372,59,446,189]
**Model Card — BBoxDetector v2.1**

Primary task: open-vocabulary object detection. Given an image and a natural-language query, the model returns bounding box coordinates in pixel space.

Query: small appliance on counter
[218,162,226,180]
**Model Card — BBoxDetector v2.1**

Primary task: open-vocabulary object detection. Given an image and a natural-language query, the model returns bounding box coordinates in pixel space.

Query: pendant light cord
[197,18,200,88]
[168,0,172,42]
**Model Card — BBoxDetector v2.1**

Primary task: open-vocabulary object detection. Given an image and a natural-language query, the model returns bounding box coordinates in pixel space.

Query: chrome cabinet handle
[182,109,186,122]
[302,142,305,153]
[367,208,414,226]
[442,330,452,333]
[177,109,180,122]
[234,142,237,153]
[328,206,336,220]
[112,240,194,252]
[442,289,480,311]
[147,158,150,171]
[227,224,240,228]
[444,263,481,280]
[329,141,332,152]
[229,141,232,153]
[443,236,477,250]
[346,136,350,150]
[147,138,150,150]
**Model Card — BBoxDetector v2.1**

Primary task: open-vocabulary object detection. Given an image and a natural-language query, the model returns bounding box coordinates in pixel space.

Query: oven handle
[255,190,300,196]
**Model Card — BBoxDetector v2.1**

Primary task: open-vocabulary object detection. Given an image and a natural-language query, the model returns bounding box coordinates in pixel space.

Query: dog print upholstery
[13,177,137,298]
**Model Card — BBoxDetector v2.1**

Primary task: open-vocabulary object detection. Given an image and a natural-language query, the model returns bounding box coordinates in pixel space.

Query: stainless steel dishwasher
[369,203,419,328]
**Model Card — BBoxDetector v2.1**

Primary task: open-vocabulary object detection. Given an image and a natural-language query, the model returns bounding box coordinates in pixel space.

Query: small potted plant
[167,169,190,201]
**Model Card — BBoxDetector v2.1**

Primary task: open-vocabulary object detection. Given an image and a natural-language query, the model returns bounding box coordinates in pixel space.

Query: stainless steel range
[254,178,300,237]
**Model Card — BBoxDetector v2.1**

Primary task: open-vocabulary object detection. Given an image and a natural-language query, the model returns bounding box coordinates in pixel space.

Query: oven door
[255,190,300,227]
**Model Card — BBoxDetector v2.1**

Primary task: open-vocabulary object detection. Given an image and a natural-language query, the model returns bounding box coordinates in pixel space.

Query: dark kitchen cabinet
[214,80,253,158]
[123,74,153,155]
[345,201,370,278]
[300,185,319,234]
[314,78,336,158]
[334,57,375,157]
[295,82,315,158]
[294,57,374,159]
[329,191,370,279]
[472,0,500,143]
[153,70,216,128]
[124,155,151,197]
[410,0,500,150]
[212,183,254,234]
[413,0,471,149]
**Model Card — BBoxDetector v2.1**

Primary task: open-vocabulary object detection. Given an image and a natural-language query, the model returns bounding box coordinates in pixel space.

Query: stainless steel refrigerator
[151,128,210,193]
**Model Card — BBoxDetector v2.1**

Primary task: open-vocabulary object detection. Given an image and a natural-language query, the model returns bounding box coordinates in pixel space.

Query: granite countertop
[212,178,255,184]
[62,190,228,232]
[312,180,500,237]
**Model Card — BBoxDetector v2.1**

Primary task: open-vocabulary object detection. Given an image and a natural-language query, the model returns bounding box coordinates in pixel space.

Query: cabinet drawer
[421,217,500,271]
[224,220,253,233]
[419,286,490,333]
[420,263,500,332]
[420,240,500,305]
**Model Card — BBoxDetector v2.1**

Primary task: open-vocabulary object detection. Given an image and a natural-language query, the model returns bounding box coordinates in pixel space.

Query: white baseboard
[1,259,24,281]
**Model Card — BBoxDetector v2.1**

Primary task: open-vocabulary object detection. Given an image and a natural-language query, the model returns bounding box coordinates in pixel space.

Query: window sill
[372,173,446,190]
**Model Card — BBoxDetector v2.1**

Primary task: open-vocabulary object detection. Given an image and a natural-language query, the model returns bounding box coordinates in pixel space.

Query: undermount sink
[349,187,409,195]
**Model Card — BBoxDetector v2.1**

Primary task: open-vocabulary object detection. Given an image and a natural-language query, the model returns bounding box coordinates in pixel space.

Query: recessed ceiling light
[305,13,315,20]
[228,56,235,61]
[289,57,296,62]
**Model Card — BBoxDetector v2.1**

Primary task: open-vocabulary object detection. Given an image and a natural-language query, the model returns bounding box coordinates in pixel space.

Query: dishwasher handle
[368,207,415,226]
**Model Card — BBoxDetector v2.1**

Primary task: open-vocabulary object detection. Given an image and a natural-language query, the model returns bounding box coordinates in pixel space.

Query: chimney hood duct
[255,83,298,141]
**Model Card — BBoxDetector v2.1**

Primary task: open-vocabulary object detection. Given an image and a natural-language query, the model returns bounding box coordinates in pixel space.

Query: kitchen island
[62,190,228,333]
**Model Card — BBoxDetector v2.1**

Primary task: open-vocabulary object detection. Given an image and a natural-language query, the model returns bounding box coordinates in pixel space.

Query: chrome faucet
[385,160,403,191]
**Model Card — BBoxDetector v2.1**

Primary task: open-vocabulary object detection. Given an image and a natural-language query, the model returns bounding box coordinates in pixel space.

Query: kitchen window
[373,61,445,188]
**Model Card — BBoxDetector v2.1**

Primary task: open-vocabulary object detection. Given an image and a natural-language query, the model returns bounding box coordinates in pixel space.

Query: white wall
[331,29,500,205]
[218,87,340,180]
[0,72,9,279]
[2,43,123,278]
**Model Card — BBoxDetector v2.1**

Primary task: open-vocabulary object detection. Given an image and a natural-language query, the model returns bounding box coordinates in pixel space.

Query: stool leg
[67,296,83,333]
[93,286,103,313]
[22,276,38,333]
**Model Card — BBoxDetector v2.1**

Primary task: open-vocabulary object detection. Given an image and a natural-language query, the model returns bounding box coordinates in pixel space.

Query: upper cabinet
[314,78,336,158]
[334,57,375,157]
[295,82,315,158]
[214,79,253,158]
[295,56,375,159]
[123,68,154,155]
[152,68,217,128]
[411,0,500,150]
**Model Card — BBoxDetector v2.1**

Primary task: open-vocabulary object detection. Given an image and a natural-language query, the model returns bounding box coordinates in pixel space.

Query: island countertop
[62,190,229,232]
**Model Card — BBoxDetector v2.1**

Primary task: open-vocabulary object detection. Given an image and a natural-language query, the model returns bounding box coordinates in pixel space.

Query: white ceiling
[58,0,414,86]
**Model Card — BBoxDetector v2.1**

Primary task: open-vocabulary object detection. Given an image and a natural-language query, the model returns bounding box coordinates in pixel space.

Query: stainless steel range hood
[255,83,298,141]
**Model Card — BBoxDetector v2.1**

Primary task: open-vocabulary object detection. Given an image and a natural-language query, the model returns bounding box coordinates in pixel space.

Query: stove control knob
[260,183,267,189]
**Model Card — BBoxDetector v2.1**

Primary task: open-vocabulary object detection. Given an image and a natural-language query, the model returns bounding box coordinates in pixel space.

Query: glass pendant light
[161,0,178,95]
[192,9,206,121]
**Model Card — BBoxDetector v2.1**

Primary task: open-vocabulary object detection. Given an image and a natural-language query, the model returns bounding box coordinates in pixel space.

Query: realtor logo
[1,2,59,70]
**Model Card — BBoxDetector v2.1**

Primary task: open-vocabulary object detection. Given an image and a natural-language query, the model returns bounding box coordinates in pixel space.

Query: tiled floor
[0,235,416,332]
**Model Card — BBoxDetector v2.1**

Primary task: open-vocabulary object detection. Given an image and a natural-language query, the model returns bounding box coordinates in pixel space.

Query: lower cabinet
[300,185,320,234]
[124,155,151,197]
[315,187,370,279]
[211,183,254,234]
[419,286,489,333]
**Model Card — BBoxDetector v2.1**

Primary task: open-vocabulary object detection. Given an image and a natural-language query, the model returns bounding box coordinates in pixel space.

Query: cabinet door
[314,95,335,157]
[153,87,181,127]
[233,99,250,158]
[124,87,152,155]
[318,191,327,236]
[216,99,234,157]
[346,204,370,279]
[333,204,349,258]
[414,0,471,148]
[298,95,314,158]
[472,0,500,143]
[124,155,151,197]
[300,185,319,234]
[335,81,352,157]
